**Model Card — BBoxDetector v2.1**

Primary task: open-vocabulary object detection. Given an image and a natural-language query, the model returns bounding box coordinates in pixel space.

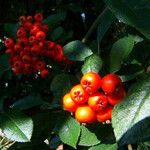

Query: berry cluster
[63,72,126,124]
[4,13,71,77]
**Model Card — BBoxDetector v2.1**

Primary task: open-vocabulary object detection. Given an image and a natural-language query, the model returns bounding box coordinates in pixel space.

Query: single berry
[81,72,101,95]
[70,84,88,104]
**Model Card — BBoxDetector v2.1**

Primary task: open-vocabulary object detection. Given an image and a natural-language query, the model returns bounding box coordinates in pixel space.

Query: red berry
[88,92,108,112]
[96,105,113,122]
[22,55,31,63]
[34,12,43,22]
[17,27,26,37]
[81,72,101,95]
[75,105,96,123]
[107,86,126,106]
[63,93,78,112]
[36,31,46,41]
[101,74,122,94]
[36,61,46,71]
[70,84,88,104]
[40,69,49,78]
[4,38,14,48]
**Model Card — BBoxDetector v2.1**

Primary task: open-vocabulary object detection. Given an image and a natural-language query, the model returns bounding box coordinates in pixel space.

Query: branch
[82,7,108,43]
[128,144,133,150]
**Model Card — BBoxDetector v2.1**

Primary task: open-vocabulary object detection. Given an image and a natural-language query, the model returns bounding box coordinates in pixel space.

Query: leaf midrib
[5,113,29,141]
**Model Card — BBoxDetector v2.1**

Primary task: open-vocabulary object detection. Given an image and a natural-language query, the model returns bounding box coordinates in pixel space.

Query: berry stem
[127,144,133,150]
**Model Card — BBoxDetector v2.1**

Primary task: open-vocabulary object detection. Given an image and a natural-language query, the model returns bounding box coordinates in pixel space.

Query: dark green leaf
[97,9,115,49]
[0,109,33,142]
[31,112,59,142]
[8,142,49,150]
[105,0,150,39]
[50,73,73,104]
[10,96,44,110]
[42,12,66,27]
[4,23,19,39]
[81,54,103,74]
[110,36,135,73]
[79,125,100,146]
[112,75,150,146]
[50,27,64,40]
[55,113,80,148]
[89,143,117,150]
[63,40,93,61]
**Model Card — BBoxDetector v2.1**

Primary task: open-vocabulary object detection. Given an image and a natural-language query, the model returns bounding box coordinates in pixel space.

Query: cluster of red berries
[63,72,126,124]
[4,13,71,77]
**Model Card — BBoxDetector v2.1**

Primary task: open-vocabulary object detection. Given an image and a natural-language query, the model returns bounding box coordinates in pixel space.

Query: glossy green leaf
[10,96,44,110]
[0,109,33,142]
[112,75,150,146]
[110,36,135,73]
[105,0,150,39]
[81,54,103,74]
[97,9,115,49]
[56,113,80,148]
[63,40,93,61]
[4,23,19,39]
[79,125,100,146]
[89,143,117,150]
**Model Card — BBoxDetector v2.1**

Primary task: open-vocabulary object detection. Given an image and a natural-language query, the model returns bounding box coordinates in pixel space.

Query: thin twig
[82,7,108,43]
[128,144,133,150]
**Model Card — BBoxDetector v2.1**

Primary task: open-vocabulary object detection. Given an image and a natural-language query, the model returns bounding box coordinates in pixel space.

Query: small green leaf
[81,54,103,74]
[0,109,33,142]
[112,75,150,146]
[63,40,93,61]
[89,143,117,150]
[4,23,19,39]
[56,113,80,148]
[10,96,44,110]
[110,36,135,73]
[79,125,100,146]
[97,9,115,49]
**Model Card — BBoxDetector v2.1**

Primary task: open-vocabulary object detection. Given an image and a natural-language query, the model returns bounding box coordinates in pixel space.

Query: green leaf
[105,0,150,39]
[81,54,103,74]
[112,75,150,145]
[55,113,80,148]
[42,12,66,27]
[50,27,64,40]
[89,143,117,150]
[138,143,149,150]
[10,96,44,110]
[79,125,100,146]
[97,9,115,49]
[50,73,73,104]
[110,36,135,73]
[0,109,33,142]
[4,23,19,39]
[63,40,93,61]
